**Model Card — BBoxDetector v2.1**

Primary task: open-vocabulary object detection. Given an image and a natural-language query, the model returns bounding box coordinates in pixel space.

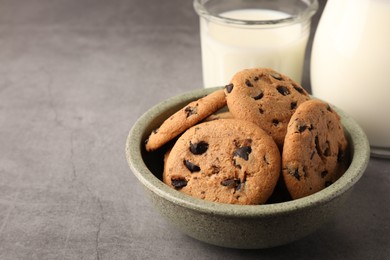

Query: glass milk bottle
[311,0,390,158]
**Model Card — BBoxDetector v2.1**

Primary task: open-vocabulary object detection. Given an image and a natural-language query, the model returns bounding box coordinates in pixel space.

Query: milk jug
[311,0,390,158]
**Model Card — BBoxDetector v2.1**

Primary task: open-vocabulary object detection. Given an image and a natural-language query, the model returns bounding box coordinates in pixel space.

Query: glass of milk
[194,0,318,87]
[311,0,390,158]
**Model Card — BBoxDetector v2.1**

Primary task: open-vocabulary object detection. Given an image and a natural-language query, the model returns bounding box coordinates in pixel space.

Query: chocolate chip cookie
[282,99,349,199]
[145,89,226,151]
[163,119,281,205]
[224,68,310,148]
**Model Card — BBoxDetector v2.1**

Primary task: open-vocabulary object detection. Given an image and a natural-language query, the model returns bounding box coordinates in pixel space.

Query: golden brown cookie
[282,99,349,199]
[164,119,281,205]
[224,68,310,148]
[145,89,226,151]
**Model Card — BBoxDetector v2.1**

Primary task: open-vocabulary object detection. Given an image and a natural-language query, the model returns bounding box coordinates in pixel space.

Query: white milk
[311,0,390,148]
[200,9,310,87]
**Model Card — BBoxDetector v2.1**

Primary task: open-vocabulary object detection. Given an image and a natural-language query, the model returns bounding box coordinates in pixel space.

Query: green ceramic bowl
[125,87,370,249]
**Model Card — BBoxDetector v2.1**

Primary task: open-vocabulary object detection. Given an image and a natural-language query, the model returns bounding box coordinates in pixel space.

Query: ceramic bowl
[125,87,370,249]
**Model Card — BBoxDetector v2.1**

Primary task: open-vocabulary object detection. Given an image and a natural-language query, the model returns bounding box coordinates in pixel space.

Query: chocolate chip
[225,83,234,93]
[298,124,307,132]
[184,106,197,117]
[272,119,280,126]
[277,86,290,96]
[221,178,236,186]
[321,170,328,178]
[253,92,264,100]
[290,101,297,110]
[245,79,253,87]
[171,178,187,189]
[189,141,209,155]
[292,169,300,180]
[293,85,306,94]
[254,76,260,81]
[298,124,313,133]
[221,178,241,190]
[270,72,282,80]
[233,146,252,161]
[183,160,200,173]
[259,108,264,114]
[236,182,244,191]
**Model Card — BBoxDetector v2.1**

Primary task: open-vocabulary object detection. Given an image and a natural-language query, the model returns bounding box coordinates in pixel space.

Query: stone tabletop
[0,0,389,259]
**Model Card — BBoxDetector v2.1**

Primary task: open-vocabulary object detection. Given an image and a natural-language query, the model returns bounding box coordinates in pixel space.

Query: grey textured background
[0,0,389,259]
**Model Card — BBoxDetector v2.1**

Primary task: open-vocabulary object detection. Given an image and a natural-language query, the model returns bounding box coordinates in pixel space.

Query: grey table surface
[0,0,389,259]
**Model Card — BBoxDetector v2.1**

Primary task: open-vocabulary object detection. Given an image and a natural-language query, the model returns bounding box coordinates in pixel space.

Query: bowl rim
[126,87,370,217]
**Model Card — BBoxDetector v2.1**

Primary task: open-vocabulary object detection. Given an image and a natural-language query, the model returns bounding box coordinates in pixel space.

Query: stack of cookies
[145,68,349,205]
